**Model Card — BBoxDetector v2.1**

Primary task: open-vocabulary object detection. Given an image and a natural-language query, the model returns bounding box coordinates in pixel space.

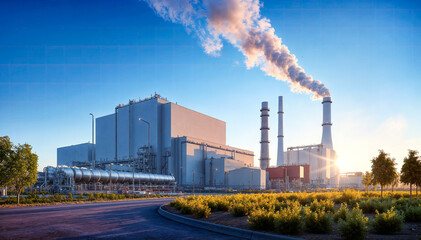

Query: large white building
[57,94,255,187]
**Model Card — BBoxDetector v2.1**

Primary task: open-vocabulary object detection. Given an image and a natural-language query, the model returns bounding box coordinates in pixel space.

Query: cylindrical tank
[90,170,102,182]
[81,169,92,182]
[44,166,56,183]
[43,166,175,184]
[59,167,74,178]
[110,171,119,183]
[99,170,110,183]
[73,168,83,182]
[123,172,132,183]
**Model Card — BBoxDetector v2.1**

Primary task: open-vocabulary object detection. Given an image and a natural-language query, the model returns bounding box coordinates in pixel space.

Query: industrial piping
[45,166,175,184]
[321,97,333,149]
[276,96,284,167]
[260,101,270,170]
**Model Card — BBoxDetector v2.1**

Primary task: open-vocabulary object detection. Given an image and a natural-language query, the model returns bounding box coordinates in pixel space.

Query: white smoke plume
[143,0,330,99]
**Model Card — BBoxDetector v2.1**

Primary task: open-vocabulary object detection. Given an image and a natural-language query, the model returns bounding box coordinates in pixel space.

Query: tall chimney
[321,97,333,149]
[276,96,284,167]
[260,101,270,170]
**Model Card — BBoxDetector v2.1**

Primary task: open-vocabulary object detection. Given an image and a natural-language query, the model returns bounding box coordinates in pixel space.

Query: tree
[416,163,421,198]
[361,171,373,192]
[400,150,421,199]
[371,150,397,200]
[414,157,421,198]
[0,136,14,187]
[0,136,38,204]
[391,172,400,193]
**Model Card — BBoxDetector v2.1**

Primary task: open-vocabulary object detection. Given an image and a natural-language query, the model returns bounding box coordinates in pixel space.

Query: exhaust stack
[276,96,284,167]
[260,101,270,170]
[321,97,333,149]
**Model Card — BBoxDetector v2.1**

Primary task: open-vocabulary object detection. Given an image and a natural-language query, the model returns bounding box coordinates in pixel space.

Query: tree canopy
[361,171,373,191]
[371,150,397,200]
[400,150,421,198]
[0,136,14,187]
[0,136,38,204]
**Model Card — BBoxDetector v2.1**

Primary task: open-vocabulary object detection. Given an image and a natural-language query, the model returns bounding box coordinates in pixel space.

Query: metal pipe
[182,139,254,157]
[115,107,118,161]
[277,96,284,167]
[129,100,133,160]
[138,118,150,147]
[89,113,95,168]
[47,166,175,184]
[132,162,135,192]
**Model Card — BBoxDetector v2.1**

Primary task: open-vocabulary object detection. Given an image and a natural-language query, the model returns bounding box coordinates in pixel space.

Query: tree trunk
[410,184,412,199]
[381,185,383,201]
[392,185,394,193]
[17,191,20,205]
[417,186,418,198]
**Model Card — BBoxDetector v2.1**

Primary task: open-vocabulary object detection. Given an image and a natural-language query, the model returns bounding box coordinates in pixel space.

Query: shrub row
[1,193,172,205]
[170,192,417,237]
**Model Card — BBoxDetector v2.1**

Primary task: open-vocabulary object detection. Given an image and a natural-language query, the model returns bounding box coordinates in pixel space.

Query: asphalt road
[0,198,239,239]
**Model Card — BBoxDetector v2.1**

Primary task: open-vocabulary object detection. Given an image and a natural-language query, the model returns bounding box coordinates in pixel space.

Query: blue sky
[1,0,420,172]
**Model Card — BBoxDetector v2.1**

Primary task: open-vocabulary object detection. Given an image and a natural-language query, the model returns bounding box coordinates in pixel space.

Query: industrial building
[266,165,310,190]
[50,93,260,192]
[262,96,339,189]
[339,172,363,189]
[226,167,267,190]
[43,92,340,193]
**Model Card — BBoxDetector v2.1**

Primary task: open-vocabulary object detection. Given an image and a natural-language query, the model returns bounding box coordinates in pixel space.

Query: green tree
[0,136,14,188]
[0,136,38,204]
[371,150,397,200]
[400,150,421,199]
[416,165,421,198]
[391,172,399,193]
[361,171,372,192]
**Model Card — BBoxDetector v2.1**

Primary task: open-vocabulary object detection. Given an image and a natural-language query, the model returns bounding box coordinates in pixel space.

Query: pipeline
[44,166,175,184]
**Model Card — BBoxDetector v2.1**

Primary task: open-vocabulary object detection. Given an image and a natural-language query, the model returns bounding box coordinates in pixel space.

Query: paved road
[0,199,239,239]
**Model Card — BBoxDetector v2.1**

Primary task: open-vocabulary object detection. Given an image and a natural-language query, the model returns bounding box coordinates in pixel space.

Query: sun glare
[336,157,345,170]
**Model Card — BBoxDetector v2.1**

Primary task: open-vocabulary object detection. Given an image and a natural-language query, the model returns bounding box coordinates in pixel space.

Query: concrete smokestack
[321,97,333,149]
[260,102,270,170]
[276,96,284,167]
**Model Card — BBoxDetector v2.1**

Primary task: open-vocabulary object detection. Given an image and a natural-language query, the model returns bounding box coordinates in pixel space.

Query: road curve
[0,198,240,239]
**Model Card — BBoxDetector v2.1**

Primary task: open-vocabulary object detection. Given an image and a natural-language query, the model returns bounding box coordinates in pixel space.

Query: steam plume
[143,0,330,99]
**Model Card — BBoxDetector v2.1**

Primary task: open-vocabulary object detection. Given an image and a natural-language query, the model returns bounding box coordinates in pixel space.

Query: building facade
[57,94,254,188]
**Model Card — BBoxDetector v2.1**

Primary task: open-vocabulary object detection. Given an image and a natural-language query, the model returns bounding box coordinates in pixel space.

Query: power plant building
[57,94,255,188]
[266,96,339,188]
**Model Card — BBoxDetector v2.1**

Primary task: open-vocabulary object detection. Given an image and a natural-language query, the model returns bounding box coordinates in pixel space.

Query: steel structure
[42,166,175,193]
[321,97,333,149]
[276,96,284,167]
[259,101,270,170]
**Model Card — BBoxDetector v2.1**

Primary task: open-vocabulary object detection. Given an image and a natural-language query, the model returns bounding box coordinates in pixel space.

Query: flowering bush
[334,203,349,222]
[370,207,404,234]
[338,207,368,240]
[309,199,334,213]
[273,204,303,234]
[247,209,276,231]
[302,207,333,234]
